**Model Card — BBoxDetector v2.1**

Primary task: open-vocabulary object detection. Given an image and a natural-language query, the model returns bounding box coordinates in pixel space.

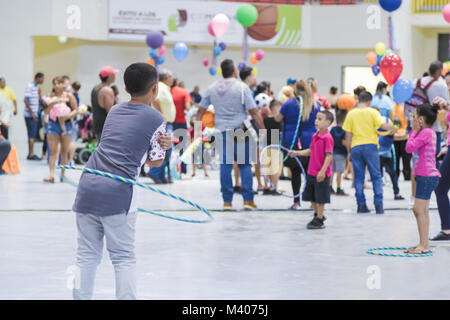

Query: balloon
[158,45,166,56]
[250,53,258,65]
[208,22,216,37]
[379,0,402,12]
[146,57,155,66]
[219,42,227,51]
[157,56,165,65]
[377,54,384,66]
[214,46,222,57]
[253,67,258,77]
[385,49,393,55]
[392,78,414,104]
[173,42,189,62]
[146,31,164,49]
[255,49,265,61]
[337,93,356,111]
[372,64,380,76]
[380,53,403,85]
[217,67,222,76]
[236,4,258,27]
[375,42,386,56]
[209,67,217,76]
[442,63,449,76]
[211,13,230,39]
[444,4,450,23]
[203,58,209,67]
[238,62,247,71]
[149,48,158,59]
[366,52,377,65]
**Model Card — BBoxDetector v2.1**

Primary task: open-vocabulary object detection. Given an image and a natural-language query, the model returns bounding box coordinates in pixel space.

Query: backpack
[404,78,436,120]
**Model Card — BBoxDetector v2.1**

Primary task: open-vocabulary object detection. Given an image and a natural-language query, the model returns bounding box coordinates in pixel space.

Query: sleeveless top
[92,85,107,136]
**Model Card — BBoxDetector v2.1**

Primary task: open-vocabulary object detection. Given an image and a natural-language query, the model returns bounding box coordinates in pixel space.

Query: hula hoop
[57,165,213,224]
[259,144,307,199]
[366,247,434,258]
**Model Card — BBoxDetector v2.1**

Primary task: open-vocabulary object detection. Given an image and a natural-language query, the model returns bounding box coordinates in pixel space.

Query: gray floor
[1,140,449,300]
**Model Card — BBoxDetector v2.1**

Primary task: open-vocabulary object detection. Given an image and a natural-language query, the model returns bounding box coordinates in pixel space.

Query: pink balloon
[255,49,265,61]
[443,4,450,23]
[203,58,209,67]
[211,13,230,39]
[158,45,166,56]
[208,22,216,37]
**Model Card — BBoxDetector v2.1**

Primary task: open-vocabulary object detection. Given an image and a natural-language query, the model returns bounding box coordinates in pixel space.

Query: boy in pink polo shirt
[289,110,334,229]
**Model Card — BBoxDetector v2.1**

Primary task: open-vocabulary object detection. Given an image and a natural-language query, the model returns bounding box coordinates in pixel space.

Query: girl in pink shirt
[405,104,441,254]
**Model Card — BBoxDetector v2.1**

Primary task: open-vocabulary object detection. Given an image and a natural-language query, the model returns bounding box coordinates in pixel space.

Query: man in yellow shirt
[343,91,396,214]
[0,76,17,139]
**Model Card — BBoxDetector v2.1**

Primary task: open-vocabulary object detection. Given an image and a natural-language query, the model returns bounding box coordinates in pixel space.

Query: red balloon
[380,53,403,85]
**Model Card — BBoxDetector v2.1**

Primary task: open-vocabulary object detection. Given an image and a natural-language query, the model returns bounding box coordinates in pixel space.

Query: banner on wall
[108,0,303,47]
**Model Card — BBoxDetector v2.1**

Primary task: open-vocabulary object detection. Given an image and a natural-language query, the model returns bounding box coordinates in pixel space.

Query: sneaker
[31,155,41,161]
[263,189,272,195]
[357,204,370,214]
[430,231,450,241]
[307,216,325,229]
[271,189,281,196]
[314,212,327,221]
[223,202,233,211]
[335,188,348,196]
[244,201,258,210]
[375,205,384,214]
[330,186,336,194]
[394,194,405,200]
[234,186,241,193]
[289,204,301,210]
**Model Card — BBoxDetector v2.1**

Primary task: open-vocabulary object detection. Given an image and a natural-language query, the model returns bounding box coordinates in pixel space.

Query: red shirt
[307,129,334,177]
[171,86,192,124]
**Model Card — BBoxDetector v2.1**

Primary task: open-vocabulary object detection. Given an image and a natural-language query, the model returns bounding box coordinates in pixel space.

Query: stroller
[74,106,98,165]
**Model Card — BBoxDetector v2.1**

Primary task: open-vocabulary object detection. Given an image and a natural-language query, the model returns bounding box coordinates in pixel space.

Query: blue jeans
[220,131,253,203]
[351,144,383,206]
[149,123,173,181]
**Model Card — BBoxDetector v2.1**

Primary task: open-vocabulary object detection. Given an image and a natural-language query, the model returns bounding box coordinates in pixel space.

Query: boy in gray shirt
[72,63,172,300]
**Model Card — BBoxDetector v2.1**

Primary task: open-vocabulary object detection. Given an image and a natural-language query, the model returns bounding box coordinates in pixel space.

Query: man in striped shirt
[24,72,44,160]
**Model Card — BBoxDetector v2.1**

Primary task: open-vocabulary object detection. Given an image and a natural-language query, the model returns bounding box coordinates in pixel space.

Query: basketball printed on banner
[248,5,279,41]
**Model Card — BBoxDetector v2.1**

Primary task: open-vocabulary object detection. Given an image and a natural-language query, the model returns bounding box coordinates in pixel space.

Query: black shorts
[302,174,331,204]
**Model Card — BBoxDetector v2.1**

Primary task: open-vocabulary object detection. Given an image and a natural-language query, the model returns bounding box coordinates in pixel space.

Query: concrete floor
[1,140,449,300]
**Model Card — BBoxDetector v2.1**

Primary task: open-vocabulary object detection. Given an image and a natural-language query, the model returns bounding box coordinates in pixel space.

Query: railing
[411,0,450,14]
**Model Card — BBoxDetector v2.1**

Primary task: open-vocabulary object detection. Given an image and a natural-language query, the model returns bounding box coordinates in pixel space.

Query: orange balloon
[250,53,258,65]
[146,57,155,66]
[337,93,356,111]
[366,52,377,65]
[442,63,449,76]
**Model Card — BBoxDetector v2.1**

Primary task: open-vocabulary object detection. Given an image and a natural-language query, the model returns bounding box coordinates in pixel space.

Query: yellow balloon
[253,67,258,76]
[375,42,386,56]
[218,67,222,76]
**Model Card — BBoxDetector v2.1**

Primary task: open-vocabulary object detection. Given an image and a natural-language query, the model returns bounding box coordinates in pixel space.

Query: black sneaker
[314,213,327,221]
[394,194,405,200]
[263,189,272,195]
[336,188,348,196]
[30,155,41,161]
[375,205,384,214]
[271,189,281,196]
[330,186,336,194]
[307,216,325,229]
[430,231,450,241]
[357,204,370,214]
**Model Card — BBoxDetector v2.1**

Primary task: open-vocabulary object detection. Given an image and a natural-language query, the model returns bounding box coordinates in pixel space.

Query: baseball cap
[287,78,296,85]
[99,66,119,78]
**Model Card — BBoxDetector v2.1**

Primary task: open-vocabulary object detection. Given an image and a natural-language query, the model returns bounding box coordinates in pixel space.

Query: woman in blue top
[275,80,320,209]
[371,81,393,119]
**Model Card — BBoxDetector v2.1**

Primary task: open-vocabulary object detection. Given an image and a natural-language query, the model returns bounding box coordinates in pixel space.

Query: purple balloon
[372,64,380,76]
[219,42,227,51]
[238,62,247,71]
[146,31,164,49]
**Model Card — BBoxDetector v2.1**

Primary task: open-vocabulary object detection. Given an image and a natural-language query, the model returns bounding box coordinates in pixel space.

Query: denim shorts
[415,175,440,200]
[47,119,74,137]
[25,117,38,139]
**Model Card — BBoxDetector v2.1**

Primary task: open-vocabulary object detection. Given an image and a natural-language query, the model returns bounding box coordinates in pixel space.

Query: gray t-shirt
[73,102,165,216]
[416,76,449,132]
[200,78,256,132]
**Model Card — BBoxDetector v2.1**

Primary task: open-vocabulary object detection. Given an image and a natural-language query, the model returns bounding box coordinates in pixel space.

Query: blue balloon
[209,67,217,76]
[372,64,380,76]
[157,56,165,65]
[219,42,227,51]
[392,78,414,104]
[379,0,402,12]
[376,54,384,66]
[149,48,158,59]
[214,46,222,57]
[238,62,247,71]
[173,42,189,62]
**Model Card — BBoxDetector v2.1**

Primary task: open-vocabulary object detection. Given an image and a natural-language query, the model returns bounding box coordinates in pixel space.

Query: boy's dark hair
[319,110,334,123]
[416,103,439,126]
[358,91,372,103]
[124,63,158,97]
[429,61,443,76]
[221,59,235,78]
[72,81,81,91]
[329,86,338,95]
[446,71,450,77]
[239,67,253,82]
[35,72,44,80]
[353,85,366,97]
[269,99,281,110]
[335,109,347,124]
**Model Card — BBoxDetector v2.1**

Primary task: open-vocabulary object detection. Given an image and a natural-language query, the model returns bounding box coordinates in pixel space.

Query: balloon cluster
[250,49,265,65]
[146,31,165,67]
[205,13,230,76]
